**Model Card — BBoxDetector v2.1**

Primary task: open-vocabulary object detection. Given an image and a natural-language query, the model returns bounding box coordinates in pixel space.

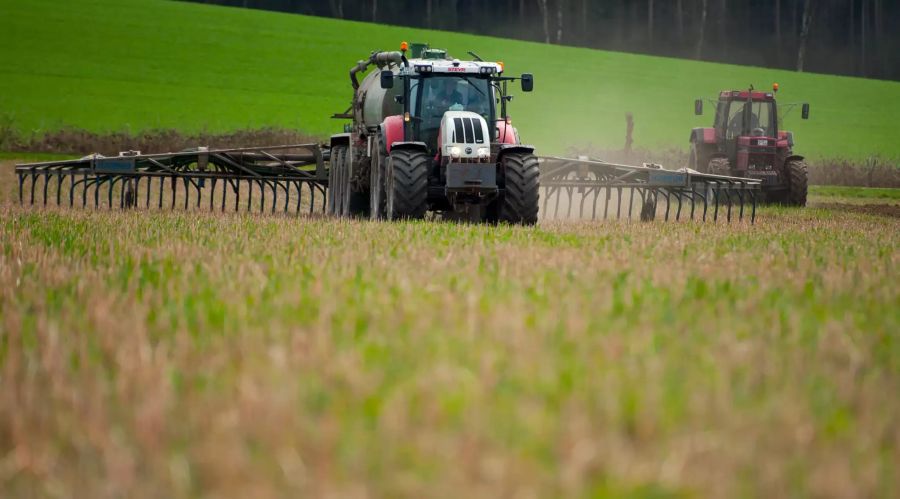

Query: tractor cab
[406,64,499,158]
[375,42,533,161]
[712,90,779,168]
[715,91,778,139]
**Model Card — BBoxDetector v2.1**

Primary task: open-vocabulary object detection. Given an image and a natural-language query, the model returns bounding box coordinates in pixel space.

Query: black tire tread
[707,157,731,176]
[389,149,428,219]
[328,145,347,216]
[499,153,540,225]
[786,159,808,207]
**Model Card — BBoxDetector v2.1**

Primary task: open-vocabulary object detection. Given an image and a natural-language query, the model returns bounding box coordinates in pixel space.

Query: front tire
[785,159,808,207]
[498,152,540,225]
[386,148,428,220]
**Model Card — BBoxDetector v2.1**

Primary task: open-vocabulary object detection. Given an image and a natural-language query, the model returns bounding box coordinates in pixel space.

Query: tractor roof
[719,90,776,101]
[403,58,503,76]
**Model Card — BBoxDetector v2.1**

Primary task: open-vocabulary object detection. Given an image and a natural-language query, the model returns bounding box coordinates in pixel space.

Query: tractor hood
[440,111,490,161]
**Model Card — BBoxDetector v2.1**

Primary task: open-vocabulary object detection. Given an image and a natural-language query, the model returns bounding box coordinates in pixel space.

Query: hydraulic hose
[350,51,408,89]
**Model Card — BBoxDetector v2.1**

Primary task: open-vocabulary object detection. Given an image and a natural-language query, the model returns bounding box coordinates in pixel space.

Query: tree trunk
[328,0,343,18]
[426,0,432,28]
[520,0,526,29]
[695,0,708,59]
[849,0,856,73]
[537,0,550,43]
[581,0,587,42]
[796,0,813,72]
[556,0,564,44]
[861,0,867,76]
[371,0,377,22]
[647,0,654,48]
[774,0,781,52]
[718,0,727,57]
[676,0,684,43]
[874,0,884,77]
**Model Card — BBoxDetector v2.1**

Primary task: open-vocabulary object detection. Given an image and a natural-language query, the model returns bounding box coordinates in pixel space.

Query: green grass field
[2,0,899,159]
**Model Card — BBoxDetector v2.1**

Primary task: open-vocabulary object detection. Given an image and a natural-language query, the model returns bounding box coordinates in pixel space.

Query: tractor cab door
[714,100,743,160]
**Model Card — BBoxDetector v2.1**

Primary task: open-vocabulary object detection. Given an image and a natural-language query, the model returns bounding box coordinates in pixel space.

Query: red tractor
[690,86,810,206]
[328,42,538,223]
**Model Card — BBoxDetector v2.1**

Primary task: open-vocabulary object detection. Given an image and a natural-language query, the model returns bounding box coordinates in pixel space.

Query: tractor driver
[728,106,760,137]
[434,79,464,110]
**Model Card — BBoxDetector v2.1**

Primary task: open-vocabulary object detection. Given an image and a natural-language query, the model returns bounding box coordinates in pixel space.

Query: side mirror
[380,70,394,89]
[801,103,810,119]
[520,73,533,92]
[694,99,703,115]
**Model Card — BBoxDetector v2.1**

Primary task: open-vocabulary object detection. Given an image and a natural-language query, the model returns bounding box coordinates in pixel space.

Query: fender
[330,133,351,149]
[389,141,428,154]
[690,127,717,144]
[495,120,519,145]
[381,115,405,153]
[778,131,795,147]
[497,144,535,162]
[784,154,805,164]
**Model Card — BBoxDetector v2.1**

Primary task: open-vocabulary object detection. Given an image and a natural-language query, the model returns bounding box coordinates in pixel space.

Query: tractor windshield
[722,99,776,138]
[409,75,494,152]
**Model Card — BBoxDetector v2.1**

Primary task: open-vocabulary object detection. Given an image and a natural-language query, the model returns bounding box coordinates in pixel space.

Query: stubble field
[0,162,898,498]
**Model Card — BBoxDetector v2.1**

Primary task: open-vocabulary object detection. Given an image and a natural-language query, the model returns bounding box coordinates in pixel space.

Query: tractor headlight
[477,147,490,159]
[449,146,461,159]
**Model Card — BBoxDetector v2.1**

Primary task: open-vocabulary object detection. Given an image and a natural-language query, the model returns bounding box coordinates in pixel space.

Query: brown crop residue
[0,171,898,497]
[812,202,900,218]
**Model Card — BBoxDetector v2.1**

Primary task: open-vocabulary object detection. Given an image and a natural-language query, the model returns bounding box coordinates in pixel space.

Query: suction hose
[350,51,408,89]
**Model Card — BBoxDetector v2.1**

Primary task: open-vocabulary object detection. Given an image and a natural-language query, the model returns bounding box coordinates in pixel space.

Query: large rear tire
[498,152,540,225]
[785,159,808,207]
[689,143,700,170]
[327,145,348,216]
[707,157,731,176]
[386,148,428,220]
[342,145,368,218]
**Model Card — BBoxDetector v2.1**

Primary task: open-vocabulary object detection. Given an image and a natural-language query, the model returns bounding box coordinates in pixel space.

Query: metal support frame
[14,145,761,224]
[15,144,329,215]
[538,156,761,223]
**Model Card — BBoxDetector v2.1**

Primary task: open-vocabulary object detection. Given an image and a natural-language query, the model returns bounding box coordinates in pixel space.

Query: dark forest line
[186,0,899,81]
